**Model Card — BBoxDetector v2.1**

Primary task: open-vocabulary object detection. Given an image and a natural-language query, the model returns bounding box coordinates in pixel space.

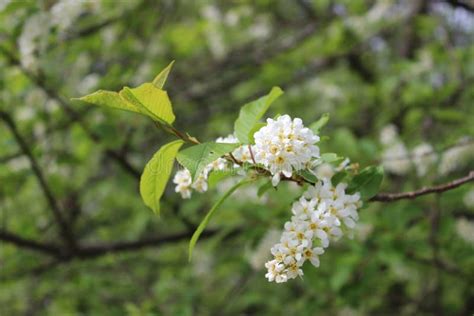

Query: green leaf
[309,113,330,134]
[347,166,384,200]
[153,61,175,89]
[257,181,274,197]
[120,83,175,125]
[74,82,176,125]
[320,135,330,142]
[176,142,240,181]
[298,170,318,184]
[208,170,235,189]
[248,122,266,144]
[188,179,253,260]
[234,86,283,144]
[72,90,140,114]
[140,140,184,214]
[321,153,344,163]
[331,170,348,186]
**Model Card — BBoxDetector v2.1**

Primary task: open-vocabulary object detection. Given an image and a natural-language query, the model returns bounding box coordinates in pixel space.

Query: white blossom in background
[192,248,214,277]
[381,142,411,175]
[455,218,474,245]
[379,124,398,146]
[248,17,271,40]
[412,143,436,176]
[7,156,30,172]
[77,73,100,95]
[438,139,474,176]
[265,181,361,283]
[0,0,11,11]
[50,0,85,32]
[253,115,320,186]
[379,124,411,175]
[355,223,373,242]
[463,188,474,209]
[18,13,50,71]
[201,5,227,59]
[248,229,281,270]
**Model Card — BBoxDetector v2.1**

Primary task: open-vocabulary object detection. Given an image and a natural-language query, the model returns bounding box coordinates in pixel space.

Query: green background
[1,0,473,315]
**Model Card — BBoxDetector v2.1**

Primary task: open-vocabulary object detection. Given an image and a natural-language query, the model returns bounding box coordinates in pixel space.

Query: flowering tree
[75,62,473,284]
[1,0,474,314]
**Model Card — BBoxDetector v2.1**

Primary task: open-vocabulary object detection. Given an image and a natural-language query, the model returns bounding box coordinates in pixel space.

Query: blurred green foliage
[1,0,473,315]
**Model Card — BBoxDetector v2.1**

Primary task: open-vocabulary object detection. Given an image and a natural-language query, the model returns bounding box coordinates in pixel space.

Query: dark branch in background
[0,46,140,180]
[0,230,61,256]
[75,228,226,258]
[370,171,474,202]
[295,0,318,20]
[0,224,240,263]
[0,111,76,249]
[443,0,474,13]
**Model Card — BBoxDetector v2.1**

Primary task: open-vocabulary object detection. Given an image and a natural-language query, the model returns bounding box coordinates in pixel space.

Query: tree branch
[0,111,77,249]
[75,227,241,259]
[0,230,61,256]
[370,171,474,202]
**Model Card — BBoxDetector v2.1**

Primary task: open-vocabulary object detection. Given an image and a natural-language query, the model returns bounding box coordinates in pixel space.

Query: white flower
[253,115,320,186]
[173,169,192,199]
[302,247,324,267]
[191,173,208,193]
[216,134,254,165]
[265,180,362,283]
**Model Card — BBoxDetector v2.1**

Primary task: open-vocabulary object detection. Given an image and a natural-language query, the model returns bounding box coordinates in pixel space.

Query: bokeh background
[1,0,474,315]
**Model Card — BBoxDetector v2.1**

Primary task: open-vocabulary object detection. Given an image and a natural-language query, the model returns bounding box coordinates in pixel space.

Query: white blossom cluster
[173,158,227,199]
[173,134,249,199]
[253,115,320,186]
[173,115,321,199]
[265,181,361,283]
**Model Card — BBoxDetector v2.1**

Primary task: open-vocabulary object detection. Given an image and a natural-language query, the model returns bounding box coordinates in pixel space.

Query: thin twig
[370,171,474,202]
[248,145,257,165]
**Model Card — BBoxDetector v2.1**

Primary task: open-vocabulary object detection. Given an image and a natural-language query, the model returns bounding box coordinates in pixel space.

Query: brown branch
[370,171,474,202]
[75,227,241,259]
[0,111,77,249]
[0,230,61,256]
